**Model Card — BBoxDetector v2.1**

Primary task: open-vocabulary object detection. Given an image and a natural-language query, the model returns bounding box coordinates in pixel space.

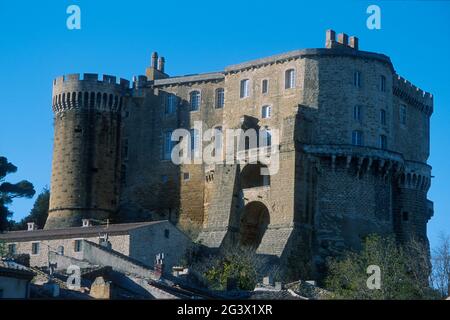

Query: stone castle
[44,29,434,279]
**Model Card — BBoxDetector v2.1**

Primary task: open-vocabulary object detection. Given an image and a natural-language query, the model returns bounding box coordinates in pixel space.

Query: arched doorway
[240,201,270,248]
[240,163,270,189]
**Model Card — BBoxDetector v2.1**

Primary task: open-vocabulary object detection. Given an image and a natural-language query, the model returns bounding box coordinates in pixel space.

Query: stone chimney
[157,57,165,73]
[337,33,349,46]
[151,51,158,69]
[325,29,336,48]
[155,253,165,276]
[27,222,37,231]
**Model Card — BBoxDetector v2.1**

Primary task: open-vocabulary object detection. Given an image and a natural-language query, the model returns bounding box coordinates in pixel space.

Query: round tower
[45,73,129,229]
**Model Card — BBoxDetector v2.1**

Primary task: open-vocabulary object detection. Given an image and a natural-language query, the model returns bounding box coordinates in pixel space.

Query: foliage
[0,240,6,257]
[0,156,35,231]
[431,233,450,298]
[324,234,439,300]
[11,187,50,230]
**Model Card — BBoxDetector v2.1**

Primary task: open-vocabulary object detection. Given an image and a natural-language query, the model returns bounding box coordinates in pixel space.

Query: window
[163,130,173,160]
[400,104,407,125]
[352,130,364,146]
[165,94,177,114]
[164,229,170,238]
[8,243,16,255]
[285,69,295,89]
[262,79,269,94]
[214,126,223,157]
[57,246,64,255]
[74,240,82,253]
[261,127,272,147]
[353,105,362,122]
[189,90,200,111]
[215,88,224,108]
[402,212,409,221]
[262,105,271,119]
[354,71,361,88]
[380,109,386,125]
[380,75,386,92]
[183,172,190,181]
[31,242,40,255]
[190,128,200,156]
[379,135,387,149]
[240,79,249,98]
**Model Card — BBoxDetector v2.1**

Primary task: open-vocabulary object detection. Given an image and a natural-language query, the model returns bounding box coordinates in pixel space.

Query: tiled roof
[0,221,167,241]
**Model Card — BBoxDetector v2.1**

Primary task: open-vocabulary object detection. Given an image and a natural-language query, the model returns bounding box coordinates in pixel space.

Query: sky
[0,0,448,251]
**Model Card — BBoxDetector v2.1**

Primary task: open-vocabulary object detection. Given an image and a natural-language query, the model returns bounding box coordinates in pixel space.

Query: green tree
[12,187,50,230]
[0,156,35,231]
[324,234,438,300]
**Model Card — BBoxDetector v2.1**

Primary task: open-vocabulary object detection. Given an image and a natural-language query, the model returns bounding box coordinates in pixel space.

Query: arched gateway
[239,201,270,248]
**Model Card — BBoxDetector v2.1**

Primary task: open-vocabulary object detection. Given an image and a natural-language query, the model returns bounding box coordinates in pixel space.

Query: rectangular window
[380,109,386,125]
[190,91,200,111]
[31,242,40,255]
[215,88,224,108]
[285,69,295,89]
[183,172,190,181]
[163,131,173,160]
[165,94,177,114]
[8,243,16,255]
[240,79,249,98]
[74,240,82,253]
[352,130,364,146]
[262,105,271,119]
[262,79,269,94]
[380,75,386,92]
[400,104,407,125]
[379,135,387,149]
[353,105,362,122]
[354,71,361,88]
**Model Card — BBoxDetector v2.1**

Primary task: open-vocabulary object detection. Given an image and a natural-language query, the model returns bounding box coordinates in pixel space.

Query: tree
[0,156,35,231]
[431,233,450,298]
[12,187,50,230]
[324,234,439,300]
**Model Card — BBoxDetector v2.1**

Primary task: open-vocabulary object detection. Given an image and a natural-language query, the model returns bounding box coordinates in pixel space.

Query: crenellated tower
[45,74,129,229]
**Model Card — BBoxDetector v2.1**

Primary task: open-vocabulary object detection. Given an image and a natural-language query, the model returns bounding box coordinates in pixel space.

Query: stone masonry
[43,29,434,280]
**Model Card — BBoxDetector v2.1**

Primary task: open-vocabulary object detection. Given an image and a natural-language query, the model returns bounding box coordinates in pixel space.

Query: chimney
[349,36,359,50]
[337,33,349,46]
[82,219,92,227]
[155,253,165,276]
[27,222,37,231]
[325,29,336,48]
[157,56,165,73]
[151,52,158,69]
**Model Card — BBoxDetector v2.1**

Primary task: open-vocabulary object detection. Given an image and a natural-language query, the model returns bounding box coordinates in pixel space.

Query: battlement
[53,73,130,89]
[52,73,129,114]
[393,74,433,115]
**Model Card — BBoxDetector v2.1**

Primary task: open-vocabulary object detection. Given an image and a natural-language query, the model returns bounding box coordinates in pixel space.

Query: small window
[352,130,364,146]
[285,69,295,89]
[190,128,200,156]
[400,104,407,125]
[57,245,64,255]
[31,242,40,255]
[164,229,170,238]
[183,172,190,181]
[74,240,82,253]
[354,71,361,88]
[353,105,362,122]
[165,94,177,114]
[163,130,174,160]
[240,79,249,98]
[402,212,409,221]
[261,127,272,147]
[190,91,200,111]
[262,79,269,94]
[379,135,387,150]
[380,109,386,125]
[8,243,16,255]
[262,105,271,119]
[380,75,386,92]
[215,88,224,108]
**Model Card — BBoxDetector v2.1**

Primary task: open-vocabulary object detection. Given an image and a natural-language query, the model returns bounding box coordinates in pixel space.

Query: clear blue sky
[0,1,448,250]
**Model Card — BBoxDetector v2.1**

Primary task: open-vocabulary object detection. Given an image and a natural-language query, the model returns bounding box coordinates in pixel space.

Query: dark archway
[240,201,270,248]
[240,163,270,189]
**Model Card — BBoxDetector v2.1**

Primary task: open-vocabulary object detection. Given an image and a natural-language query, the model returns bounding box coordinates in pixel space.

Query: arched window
[352,130,364,146]
[285,69,295,89]
[353,105,362,121]
[190,91,200,111]
[215,88,224,108]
